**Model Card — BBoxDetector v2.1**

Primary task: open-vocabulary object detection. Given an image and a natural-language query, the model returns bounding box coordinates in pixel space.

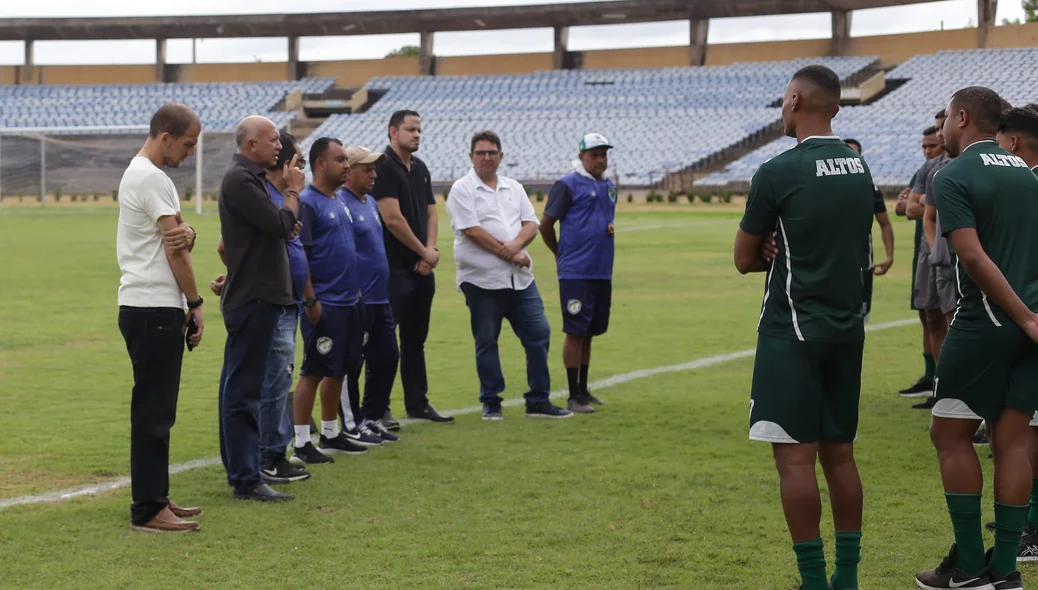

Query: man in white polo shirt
[445,130,572,421]
[116,103,205,533]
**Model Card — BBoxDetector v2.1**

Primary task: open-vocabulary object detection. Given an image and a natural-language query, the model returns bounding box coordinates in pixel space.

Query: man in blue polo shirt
[540,133,617,413]
[291,137,375,465]
[338,145,400,443]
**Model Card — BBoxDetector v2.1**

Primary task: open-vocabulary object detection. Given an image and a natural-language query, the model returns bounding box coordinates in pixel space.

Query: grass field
[0,202,1016,589]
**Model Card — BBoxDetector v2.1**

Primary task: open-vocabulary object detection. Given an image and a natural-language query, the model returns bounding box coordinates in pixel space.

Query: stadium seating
[696,48,1038,189]
[305,57,877,184]
[0,78,334,132]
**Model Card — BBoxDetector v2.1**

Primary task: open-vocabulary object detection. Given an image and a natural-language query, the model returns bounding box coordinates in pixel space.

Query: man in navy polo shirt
[540,133,617,413]
[291,137,375,465]
[338,145,400,443]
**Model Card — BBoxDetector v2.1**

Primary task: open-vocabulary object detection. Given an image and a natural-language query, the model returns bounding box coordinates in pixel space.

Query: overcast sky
[0,0,1027,65]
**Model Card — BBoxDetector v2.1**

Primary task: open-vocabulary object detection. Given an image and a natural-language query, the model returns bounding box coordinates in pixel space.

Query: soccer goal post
[0,125,210,215]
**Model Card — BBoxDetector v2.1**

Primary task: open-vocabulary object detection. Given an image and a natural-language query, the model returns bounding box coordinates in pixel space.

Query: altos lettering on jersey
[979,153,1030,168]
[740,137,875,343]
[932,141,1038,328]
[814,157,867,177]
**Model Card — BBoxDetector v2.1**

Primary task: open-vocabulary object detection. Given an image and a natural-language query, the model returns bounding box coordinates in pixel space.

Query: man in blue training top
[338,145,400,443]
[213,132,310,486]
[291,137,376,465]
[540,133,617,414]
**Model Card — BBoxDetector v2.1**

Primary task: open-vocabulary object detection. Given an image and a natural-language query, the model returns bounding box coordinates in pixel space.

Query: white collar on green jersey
[801,135,842,142]
[963,139,998,152]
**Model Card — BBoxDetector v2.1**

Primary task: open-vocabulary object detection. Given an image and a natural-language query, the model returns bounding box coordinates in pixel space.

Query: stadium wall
[307,57,419,87]
[176,62,290,83]
[11,22,1038,86]
[436,52,554,76]
[39,65,155,85]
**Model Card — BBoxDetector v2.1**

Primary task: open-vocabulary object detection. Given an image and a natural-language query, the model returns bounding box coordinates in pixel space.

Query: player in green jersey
[844,138,894,324]
[994,104,1038,563]
[915,88,1038,590]
[735,65,875,590]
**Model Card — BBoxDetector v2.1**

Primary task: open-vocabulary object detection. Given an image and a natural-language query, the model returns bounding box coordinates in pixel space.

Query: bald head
[236,115,282,168]
[781,65,842,139]
[235,116,277,149]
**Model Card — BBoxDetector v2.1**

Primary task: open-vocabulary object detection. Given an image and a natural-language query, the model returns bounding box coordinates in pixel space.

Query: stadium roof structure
[6,0,983,83]
[0,1,945,41]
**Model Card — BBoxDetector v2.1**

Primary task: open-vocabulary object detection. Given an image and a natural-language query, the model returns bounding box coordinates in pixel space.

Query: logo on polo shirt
[317,337,333,355]
[608,186,617,203]
[363,332,369,346]
[567,299,583,315]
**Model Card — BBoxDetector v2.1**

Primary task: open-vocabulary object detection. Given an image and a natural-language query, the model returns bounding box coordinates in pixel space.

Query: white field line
[0,318,916,512]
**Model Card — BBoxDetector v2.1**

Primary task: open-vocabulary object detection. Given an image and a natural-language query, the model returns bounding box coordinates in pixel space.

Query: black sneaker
[1018,526,1038,563]
[525,402,574,419]
[913,396,937,410]
[262,456,311,484]
[382,410,401,432]
[900,377,935,398]
[482,403,503,421]
[988,568,1024,589]
[318,432,369,455]
[987,521,997,533]
[342,424,384,447]
[290,441,334,465]
[915,544,991,589]
[365,419,399,443]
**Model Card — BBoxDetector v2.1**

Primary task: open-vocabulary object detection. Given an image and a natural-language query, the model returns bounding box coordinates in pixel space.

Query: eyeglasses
[473,150,500,158]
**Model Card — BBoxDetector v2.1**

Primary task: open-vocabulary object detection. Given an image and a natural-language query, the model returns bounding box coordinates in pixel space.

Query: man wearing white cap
[337,146,400,442]
[539,133,617,414]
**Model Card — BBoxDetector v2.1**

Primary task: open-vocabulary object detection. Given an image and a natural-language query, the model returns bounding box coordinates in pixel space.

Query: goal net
[0,126,238,214]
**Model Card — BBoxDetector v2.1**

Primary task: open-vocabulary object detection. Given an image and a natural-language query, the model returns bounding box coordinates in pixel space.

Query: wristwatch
[304,298,318,308]
[187,296,204,309]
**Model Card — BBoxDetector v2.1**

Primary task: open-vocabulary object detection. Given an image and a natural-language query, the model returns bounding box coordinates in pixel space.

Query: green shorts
[749,335,864,444]
[932,325,1038,423]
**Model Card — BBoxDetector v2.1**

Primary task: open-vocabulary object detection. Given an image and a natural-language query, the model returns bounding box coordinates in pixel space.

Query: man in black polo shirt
[372,110,453,424]
[218,115,305,501]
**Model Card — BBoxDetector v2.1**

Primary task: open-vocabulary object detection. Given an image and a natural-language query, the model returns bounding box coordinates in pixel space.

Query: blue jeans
[460,281,551,407]
[258,305,296,464]
[219,300,282,493]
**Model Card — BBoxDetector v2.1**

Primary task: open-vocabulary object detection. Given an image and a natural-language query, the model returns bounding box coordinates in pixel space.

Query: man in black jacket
[218,115,305,501]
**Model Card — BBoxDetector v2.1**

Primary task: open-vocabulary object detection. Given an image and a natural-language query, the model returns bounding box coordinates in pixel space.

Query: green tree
[386,45,421,58]
[1026,0,1038,22]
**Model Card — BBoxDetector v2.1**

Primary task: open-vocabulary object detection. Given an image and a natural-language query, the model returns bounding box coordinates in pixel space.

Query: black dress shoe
[406,404,454,423]
[234,483,294,502]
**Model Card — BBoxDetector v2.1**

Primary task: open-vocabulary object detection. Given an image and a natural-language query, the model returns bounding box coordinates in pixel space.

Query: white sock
[294,425,311,448]
[321,420,339,439]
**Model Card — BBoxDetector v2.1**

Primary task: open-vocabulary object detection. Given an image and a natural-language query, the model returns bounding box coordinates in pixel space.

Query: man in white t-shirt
[116,102,205,534]
[445,130,572,421]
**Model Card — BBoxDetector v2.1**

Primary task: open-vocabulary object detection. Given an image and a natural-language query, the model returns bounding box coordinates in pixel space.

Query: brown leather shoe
[168,500,203,518]
[131,506,201,534]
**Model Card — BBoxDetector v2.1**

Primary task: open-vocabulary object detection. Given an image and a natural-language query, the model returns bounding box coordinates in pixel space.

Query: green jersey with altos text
[932,140,1038,328]
[740,136,876,342]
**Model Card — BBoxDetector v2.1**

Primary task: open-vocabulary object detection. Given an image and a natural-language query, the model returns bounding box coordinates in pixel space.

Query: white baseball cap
[579,133,613,152]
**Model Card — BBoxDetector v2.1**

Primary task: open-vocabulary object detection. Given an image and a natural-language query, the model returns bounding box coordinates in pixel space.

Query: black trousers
[118,306,184,526]
[388,268,435,414]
